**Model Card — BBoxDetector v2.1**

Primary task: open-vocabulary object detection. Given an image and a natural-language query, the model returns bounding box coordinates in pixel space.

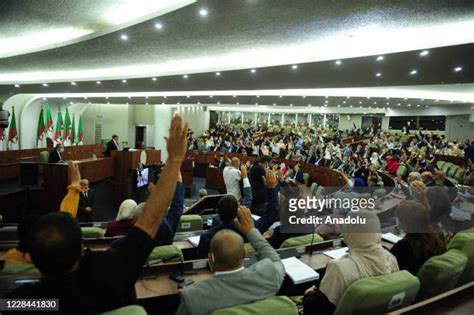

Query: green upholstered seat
[280,233,323,248]
[396,165,407,178]
[436,160,446,170]
[416,249,468,300]
[148,245,183,263]
[373,188,387,199]
[442,162,452,174]
[100,305,147,315]
[334,271,420,315]
[447,231,474,285]
[452,167,464,181]
[447,164,459,178]
[211,296,298,315]
[315,186,326,197]
[176,214,203,232]
[81,227,105,238]
[0,263,40,276]
[310,182,319,196]
[39,150,50,163]
[302,173,310,186]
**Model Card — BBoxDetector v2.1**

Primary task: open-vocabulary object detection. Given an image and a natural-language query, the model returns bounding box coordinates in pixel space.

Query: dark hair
[17,215,40,253]
[217,195,239,223]
[112,134,118,139]
[425,186,451,223]
[28,213,83,276]
[259,155,272,164]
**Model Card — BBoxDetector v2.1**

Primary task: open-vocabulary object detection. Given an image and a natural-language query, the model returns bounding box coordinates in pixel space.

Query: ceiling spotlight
[152,77,157,81]
[454,66,463,72]
[386,102,389,105]
[42,83,48,87]
[183,74,188,79]
[397,103,401,106]
[279,95,282,98]
[419,50,429,56]
[215,72,221,76]
[122,79,127,83]
[256,95,260,98]
[376,56,384,61]
[217,101,220,104]
[145,102,149,105]
[337,104,341,108]
[290,104,293,106]
[302,95,306,98]
[407,104,412,107]
[14,84,20,88]
[42,97,47,100]
[145,96,149,99]
[186,95,190,98]
[325,100,328,103]
[199,8,208,16]
[376,72,381,77]
[373,101,377,104]
[359,101,362,104]
[335,60,342,65]
[292,65,298,69]
[343,101,346,104]
[96,81,101,84]
[232,95,236,98]
[409,69,417,75]
[417,104,421,107]
[155,23,163,30]
[255,103,258,106]
[71,82,76,86]
[250,69,256,73]
[210,95,213,98]
[120,34,128,41]
[308,104,312,107]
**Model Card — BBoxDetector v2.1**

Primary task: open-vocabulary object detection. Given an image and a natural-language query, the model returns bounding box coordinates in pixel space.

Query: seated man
[48,143,64,163]
[197,169,279,259]
[177,207,285,315]
[5,114,189,315]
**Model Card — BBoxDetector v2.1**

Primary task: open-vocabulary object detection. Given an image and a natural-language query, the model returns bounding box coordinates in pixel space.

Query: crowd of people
[2,116,473,315]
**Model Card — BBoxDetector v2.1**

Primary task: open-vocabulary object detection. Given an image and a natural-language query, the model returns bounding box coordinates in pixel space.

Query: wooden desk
[205,167,225,190]
[434,154,465,167]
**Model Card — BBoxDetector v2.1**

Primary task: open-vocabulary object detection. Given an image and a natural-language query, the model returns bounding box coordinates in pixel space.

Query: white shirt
[114,139,122,150]
[223,166,242,200]
[215,266,245,276]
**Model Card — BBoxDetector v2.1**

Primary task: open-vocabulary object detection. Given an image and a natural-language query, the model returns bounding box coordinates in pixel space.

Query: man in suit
[176,206,285,315]
[105,134,121,156]
[48,144,64,163]
[77,179,94,222]
[292,163,304,183]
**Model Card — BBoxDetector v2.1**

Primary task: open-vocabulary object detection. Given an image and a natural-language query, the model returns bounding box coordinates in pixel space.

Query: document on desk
[382,233,402,244]
[187,235,201,247]
[251,214,261,221]
[323,247,349,260]
[281,257,320,285]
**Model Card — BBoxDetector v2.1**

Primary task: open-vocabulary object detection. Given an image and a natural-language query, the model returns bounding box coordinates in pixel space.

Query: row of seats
[436,160,464,182]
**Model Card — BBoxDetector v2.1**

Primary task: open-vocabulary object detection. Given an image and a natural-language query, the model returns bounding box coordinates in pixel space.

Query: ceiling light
[199,8,208,16]
[256,95,260,98]
[183,74,188,79]
[350,105,353,108]
[198,102,201,105]
[367,97,370,99]
[376,72,381,77]
[217,101,220,104]
[145,102,149,105]
[107,102,110,104]
[177,102,180,105]
[152,77,157,81]
[71,81,76,86]
[105,96,109,99]
[454,66,463,72]
[337,104,341,108]
[96,81,101,84]
[273,103,276,106]
[325,100,328,103]
[335,60,342,65]
[210,95,213,98]
[417,104,421,107]
[120,34,128,41]
[308,104,312,107]
[302,95,306,98]
[232,95,236,98]
[290,104,293,106]
[397,103,401,106]
[84,97,88,99]
[343,101,346,104]
[292,65,298,69]
[250,69,256,73]
[163,96,167,98]
[122,79,127,83]
[42,97,47,100]
[279,95,282,98]
[145,96,149,99]
[410,69,417,75]
[255,103,258,105]
[435,99,439,102]
[128,96,131,99]
[373,101,377,104]
[215,72,221,76]
[186,95,190,98]
[359,101,362,104]
[325,96,328,98]
[420,50,429,56]
[154,23,163,30]
[14,84,20,88]
[42,83,48,87]
[386,102,389,105]
[407,104,412,107]
[236,102,239,105]
[376,56,384,61]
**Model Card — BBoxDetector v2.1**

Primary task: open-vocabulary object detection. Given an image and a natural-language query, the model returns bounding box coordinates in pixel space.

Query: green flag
[77,115,83,144]
[64,108,72,143]
[45,104,53,132]
[71,114,76,145]
[54,108,64,143]
[8,107,18,144]
[37,106,46,142]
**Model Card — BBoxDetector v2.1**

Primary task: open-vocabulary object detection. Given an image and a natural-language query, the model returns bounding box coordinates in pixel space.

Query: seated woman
[390,201,446,275]
[4,215,39,265]
[303,211,399,315]
[105,199,138,237]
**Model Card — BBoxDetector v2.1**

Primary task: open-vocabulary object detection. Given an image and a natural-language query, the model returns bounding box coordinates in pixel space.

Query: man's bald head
[231,157,240,169]
[209,229,245,271]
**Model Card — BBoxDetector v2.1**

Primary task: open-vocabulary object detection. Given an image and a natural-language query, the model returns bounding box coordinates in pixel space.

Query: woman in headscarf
[303,211,399,315]
[4,215,40,265]
[105,199,138,237]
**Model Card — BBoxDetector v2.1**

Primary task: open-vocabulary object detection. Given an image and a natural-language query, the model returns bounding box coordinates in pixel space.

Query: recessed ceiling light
[359,101,362,104]
[14,84,20,88]
[343,101,346,104]
[376,56,384,61]
[410,69,417,75]
[42,83,48,87]
[210,95,213,98]
[42,97,47,100]
[325,96,328,98]
[376,72,381,77]
[215,72,221,76]
[105,96,109,99]
[302,95,306,98]
[145,102,149,105]
[407,104,412,107]
[256,95,260,98]
[232,95,236,98]
[183,74,188,79]
[186,95,190,98]
[386,102,389,105]
[337,104,341,108]
[397,103,401,106]
[417,104,421,107]
[84,97,88,99]
[122,79,127,83]
[347,96,350,99]
[454,66,463,72]
[128,96,131,99]
[96,80,101,84]
[273,103,276,106]
[250,69,256,73]
[435,99,439,102]
[308,104,311,107]
[366,97,370,99]
[152,77,157,81]
[420,50,429,56]
[373,101,377,104]
[145,96,149,99]
[279,95,282,98]
[199,8,208,16]
[217,101,220,104]
[255,103,258,105]
[290,104,293,106]
[325,100,328,103]
[292,65,298,69]
[120,34,128,41]
[164,96,167,98]
[154,23,163,30]
[71,82,76,86]
[359,105,362,108]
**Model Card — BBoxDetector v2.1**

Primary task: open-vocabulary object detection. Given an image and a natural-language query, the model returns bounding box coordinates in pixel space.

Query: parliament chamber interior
[0,1,474,314]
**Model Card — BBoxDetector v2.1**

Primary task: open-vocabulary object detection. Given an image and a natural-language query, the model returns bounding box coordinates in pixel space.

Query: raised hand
[68,161,81,185]
[240,164,248,178]
[262,170,277,189]
[234,206,255,234]
[165,114,189,164]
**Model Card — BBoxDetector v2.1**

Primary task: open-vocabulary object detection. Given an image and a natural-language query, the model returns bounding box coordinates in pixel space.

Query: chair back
[211,296,298,315]
[447,231,474,285]
[81,227,105,238]
[100,305,147,315]
[176,215,203,232]
[280,233,323,249]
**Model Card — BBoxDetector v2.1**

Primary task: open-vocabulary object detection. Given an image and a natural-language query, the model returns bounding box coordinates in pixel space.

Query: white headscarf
[116,199,138,221]
[319,211,399,305]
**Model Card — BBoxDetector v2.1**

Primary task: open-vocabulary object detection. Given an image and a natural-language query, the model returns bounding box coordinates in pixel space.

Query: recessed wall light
[42,83,48,87]
[419,50,429,56]
[71,82,76,86]
[96,81,101,84]
[250,69,256,73]
[376,72,381,77]
[292,65,298,69]
[199,8,208,16]
[215,72,221,76]
[14,84,20,88]
[454,66,463,72]
[335,60,342,65]
[122,79,127,83]
[376,56,384,61]
[410,69,417,75]
[155,23,163,30]
[120,34,128,41]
